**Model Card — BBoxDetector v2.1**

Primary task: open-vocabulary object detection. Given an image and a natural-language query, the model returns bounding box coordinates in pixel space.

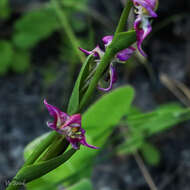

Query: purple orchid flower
[44,99,98,150]
[79,45,104,59]
[79,35,135,92]
[132,0,158,56]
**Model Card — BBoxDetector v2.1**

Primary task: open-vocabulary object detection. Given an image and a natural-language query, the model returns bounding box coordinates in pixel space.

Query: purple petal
[79,47,91,56]
[47,121,57,130]
[133,0,157,17]
[80,137,99,149]
[68,138,80,149]
[98,64,117,92]
[116,46,136,61]
[79,128,98,149]
[63,114,81,128]
[68,133,98,150]
[44,99,69,128]
[102,35,113,46]
[134,16,152,56]
[79,46,104,59]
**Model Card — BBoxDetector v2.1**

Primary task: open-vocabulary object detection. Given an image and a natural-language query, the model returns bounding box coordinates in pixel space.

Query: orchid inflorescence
[79,0,157,92]
[132,0,158,56]
[79,35,135,92]
[45,0,158,150]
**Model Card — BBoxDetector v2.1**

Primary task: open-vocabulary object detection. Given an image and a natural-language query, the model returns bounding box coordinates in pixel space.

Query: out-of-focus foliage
[13,8,59,49]
[0,41,13,75]
[0,6,59,75]
[0,0,92,76]
[118,103,190,165]
[11,50,31,73]
[0,0,11,19]
[61,0,89,33]
[0,40,31,75]
[140,142,161,166]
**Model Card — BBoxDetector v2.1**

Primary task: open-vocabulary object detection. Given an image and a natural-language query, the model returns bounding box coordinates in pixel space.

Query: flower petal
[80,137,99,149]
[63,114,81,128]
[134,16,152,56]
[79,128,99,149]
[44,99,68,128]
[47,121,57,130]
[79,46,104,59]
[102,35,113,46]
[133,0,157,17]
[98,64,117,92]
[68,138,80,149]
[116,46,136,61]
[78,47,91,56]
[44,101,98,149]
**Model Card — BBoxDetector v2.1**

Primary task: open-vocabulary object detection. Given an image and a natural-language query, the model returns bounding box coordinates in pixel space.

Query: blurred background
[0,0,190,189]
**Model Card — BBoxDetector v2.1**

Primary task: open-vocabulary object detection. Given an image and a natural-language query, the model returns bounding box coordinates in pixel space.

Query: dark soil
[1,0,190,190]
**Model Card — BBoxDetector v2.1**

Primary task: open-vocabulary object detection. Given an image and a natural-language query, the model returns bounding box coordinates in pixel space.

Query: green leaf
[117,135,145,155]
[13,8,59,49]
[140,142,161,166]
[26,178,55,190]
[67,179,94,190]
[62,0,88,11]
[127,103,190,136]
[118,103,190,156]
[28,86,135,187]
[0,40,13,75]
[0,0,11,19]
[11,50,30,73]
[15,149,76,183]
[110,31,136,53]
[83,86,135,145]
[24,132,51,161]
[67,54,94,114]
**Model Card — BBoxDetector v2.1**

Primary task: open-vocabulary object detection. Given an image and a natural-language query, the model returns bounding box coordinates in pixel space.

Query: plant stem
[115,0,133,34]
[134,153,158,190]
[51,0,85,64]
[6,132,59,190]
[79,1,134,110]
[79,47,114,110]
[6,2,135,189]
[6,149,76,190]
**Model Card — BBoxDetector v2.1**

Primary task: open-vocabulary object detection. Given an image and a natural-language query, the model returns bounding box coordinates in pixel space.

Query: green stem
[6,149,76,190]
[79,46,114,110]
[79,1,134,110]
[115,0,133,34]
[51,0,85,64]
[79,30,136,110]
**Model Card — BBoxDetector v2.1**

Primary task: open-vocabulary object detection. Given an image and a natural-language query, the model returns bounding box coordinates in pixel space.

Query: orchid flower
[132,0,158,56]
[79,35,135,92]
[44,99,98,150]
